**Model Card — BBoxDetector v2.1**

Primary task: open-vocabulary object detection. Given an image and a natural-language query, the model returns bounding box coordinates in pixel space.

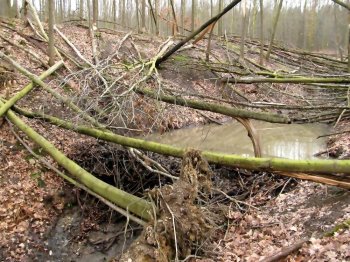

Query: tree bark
[48,0,55,66]
[135,87,290,123]
[92,0,98,28]
[9,106,350,179]
[191,0,196,32]
[218,0,223,35]
[259,0,264,65]
[0,61,63,117]
[266,0,283,61]
[156,0,243,67]
[331,0,350,11]
[141,0,146,31]
[2,102,153,221]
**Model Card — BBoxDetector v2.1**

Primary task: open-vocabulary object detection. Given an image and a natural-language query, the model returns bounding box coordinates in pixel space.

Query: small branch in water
[317,130,350,139]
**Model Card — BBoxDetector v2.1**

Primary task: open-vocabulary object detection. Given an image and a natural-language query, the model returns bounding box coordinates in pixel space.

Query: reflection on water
[145,121,329,160]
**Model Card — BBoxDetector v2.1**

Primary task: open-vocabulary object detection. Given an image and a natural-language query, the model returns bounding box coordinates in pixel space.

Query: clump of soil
[120,150,215,261]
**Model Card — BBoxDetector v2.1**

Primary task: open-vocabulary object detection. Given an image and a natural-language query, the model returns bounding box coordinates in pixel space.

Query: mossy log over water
[10,105,350,178]
[136,87,291,124]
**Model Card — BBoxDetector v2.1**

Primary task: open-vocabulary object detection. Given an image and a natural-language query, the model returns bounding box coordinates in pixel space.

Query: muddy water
[145,121,330,160]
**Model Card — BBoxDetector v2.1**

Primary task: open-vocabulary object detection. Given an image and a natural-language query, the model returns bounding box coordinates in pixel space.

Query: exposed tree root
[120,150,214,261]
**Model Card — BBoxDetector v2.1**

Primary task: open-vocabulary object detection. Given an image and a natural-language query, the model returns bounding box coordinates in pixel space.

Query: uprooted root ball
[120,149,215,262]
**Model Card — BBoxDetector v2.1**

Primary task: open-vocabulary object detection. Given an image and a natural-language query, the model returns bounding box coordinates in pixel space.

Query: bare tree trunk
[218,0,223,36]
[348,24,350,72]
[92,0,98,28]
[135,0,140,32]
[334,4,344,61]
[266,0,283,61]
[181,0,185,34]
[169,0,179,35]
[240,2,248,59]
[141,0,146,31]
[259,0,264,65]
[120,0,125,26]
[79,0,84,19]
[155,0,159,35]
[113,0,117,29]
[192,0,196,32]
[87,0,91,30]
[48,0,55,66]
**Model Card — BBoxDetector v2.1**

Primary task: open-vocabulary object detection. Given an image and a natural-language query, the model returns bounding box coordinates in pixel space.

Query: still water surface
[145,121,329,160]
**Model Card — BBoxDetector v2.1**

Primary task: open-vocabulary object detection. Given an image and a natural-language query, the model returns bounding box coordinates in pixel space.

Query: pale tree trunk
[218,0,223,36]
[297,0,307,49]
[181,0,185,34]
[333,4,344,61]
[48,0,55,66]
[79,0,84,19]
[155,0,159,35]
[306,0,317,51]
[259,0,264,65]
[92,0,98,28]
[135,0,140,32]
[87,0,91,30]
[266,0,283,61]
[121,0,125,26]
[141,0,146,31]
[348,13,350,72]
[192,0,196,32]
[169,0,178,35]
[240,1,248,59]
[113,0,117,29]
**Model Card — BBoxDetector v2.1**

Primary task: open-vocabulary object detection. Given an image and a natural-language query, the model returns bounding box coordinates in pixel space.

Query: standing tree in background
[79,0,84,19]
[181,0,185,34]
[218,0,223,36]
[192,0,196,32]
[259,0,264,65]
[266,0,283,61]
[121,0,125,27]
[169,0,179,35]
[330,0,350,71]
[48,0,55,66]
[135,0,140,32]
[112,0,117,29]
[334,4,344,61]
[155,0,160,35]
[141,0,146,31]
[92,0,98,28]
[240,1,249,59]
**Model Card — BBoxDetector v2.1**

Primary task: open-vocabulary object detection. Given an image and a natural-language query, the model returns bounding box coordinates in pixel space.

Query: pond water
[145,121,330,160]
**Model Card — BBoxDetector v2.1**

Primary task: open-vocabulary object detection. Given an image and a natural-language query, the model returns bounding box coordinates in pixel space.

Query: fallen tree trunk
[1,101,153,221]
[222,76,350,85]
[135,87,291,124]
[8,104,350,180]
[0,61,63,117]
[155,0,242,67]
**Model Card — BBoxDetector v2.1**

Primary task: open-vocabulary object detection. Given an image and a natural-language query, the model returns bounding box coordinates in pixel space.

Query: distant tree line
[1,0,349,55]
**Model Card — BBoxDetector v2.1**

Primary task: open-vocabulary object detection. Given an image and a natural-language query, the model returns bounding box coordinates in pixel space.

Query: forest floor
[0,19,349,261]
